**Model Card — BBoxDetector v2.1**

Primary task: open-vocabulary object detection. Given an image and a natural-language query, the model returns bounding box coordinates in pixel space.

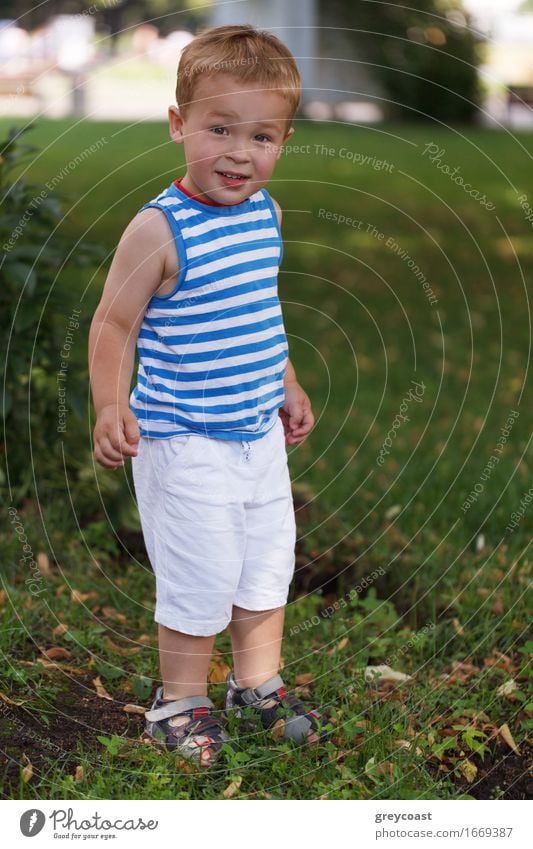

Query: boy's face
[168,73,294,204]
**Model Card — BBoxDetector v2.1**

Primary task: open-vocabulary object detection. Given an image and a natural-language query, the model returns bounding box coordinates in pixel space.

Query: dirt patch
[0,675,145,796]
[427,741,533,800]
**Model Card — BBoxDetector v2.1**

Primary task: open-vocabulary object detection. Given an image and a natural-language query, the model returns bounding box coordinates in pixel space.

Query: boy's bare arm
[89,208,173,468]
[271,197,315,444]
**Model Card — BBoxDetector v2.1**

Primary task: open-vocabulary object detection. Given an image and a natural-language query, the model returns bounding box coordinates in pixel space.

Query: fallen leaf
[498,723,520,754]
[364,665,412,684]
[295,673,314,686]
[105,638,141,657]
[365,756,394,778]
[138,634,152,645]
[74,765,84,782]
[271,718,285,740]
[36,552,51,576]
[452,618,465,636]
[458,758,478,783]
[39,646,71,661]
[101,607,127,623]
[71,589,98,604]
[0,690,24,706]
[0,590,6,605]
[208,656,231,684]
[52,623,69,638]
[123,704,145,715]
[92,677,113,701]
[326,637,348,655]
[36,660,85,674]
[385,504,401,520]
[222,776,243,799]
[497,679,518,698]
[21,753,33,783]
[492,597,504,615]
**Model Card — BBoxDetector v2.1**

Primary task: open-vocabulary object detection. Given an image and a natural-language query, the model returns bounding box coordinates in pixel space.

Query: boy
[89,24,328,768]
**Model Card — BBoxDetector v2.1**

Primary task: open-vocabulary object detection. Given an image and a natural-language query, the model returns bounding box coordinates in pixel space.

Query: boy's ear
[168,105,185,144]
[276,126,294,159]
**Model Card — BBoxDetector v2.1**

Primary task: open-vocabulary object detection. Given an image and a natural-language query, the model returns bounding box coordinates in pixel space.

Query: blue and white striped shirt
[129,180,288,440]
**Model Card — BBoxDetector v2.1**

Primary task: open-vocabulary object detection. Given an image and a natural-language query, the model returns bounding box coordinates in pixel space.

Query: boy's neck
[174,177,223,206]
[174,177,239,207]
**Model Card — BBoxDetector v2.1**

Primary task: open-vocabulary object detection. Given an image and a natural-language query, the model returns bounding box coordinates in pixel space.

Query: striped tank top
[129,179,289,440]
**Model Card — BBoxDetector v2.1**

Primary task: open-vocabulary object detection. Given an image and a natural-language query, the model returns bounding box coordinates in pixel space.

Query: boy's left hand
[279,382,315,445]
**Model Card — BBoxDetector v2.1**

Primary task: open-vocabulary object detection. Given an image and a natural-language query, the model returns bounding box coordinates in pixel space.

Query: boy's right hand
[93,404,140,469]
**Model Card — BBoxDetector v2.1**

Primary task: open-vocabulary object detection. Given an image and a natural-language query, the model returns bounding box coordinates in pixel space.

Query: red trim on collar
[173,178,225,206]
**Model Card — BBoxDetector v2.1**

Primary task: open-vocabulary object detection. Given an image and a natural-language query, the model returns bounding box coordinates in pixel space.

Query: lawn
[1,117,532,800]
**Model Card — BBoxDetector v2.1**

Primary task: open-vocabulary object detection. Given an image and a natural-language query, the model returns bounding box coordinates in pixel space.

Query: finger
[94,446,124,469]
[99,436,125,462]
[124,415,140,448]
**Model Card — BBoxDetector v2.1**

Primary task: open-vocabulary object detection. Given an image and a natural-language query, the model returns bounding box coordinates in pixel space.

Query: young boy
[89,24,328,767]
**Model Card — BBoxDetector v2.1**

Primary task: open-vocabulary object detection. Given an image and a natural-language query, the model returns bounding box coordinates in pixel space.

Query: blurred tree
[325,0,484,122]
[0,1,211,40]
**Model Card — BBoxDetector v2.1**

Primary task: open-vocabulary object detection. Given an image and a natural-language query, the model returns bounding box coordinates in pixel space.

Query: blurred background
[1,1,532,802]
[1,0,533,126]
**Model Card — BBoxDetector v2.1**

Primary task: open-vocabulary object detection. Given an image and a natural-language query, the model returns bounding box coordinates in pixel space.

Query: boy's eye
[255,134,271,143]
[210,126,228,135]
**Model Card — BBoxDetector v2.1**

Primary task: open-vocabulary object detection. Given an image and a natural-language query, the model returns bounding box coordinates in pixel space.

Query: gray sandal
[144,688,229,767]
[225,672,329,745]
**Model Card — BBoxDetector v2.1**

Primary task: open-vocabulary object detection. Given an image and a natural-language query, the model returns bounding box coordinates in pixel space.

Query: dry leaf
[0,589,6,605]
[498,723,520,754]
[36,659,84,674]
[208,657,231,684]
[364,665,412,684]
[458,758,478,783]
[75,765,84,782]
[71,589,98,604]
[138,634,152,645]
[36,552,51,576]
[105,638,141,657]
[295,673,314,686]
[497,679,518,698]
[0,690,24,706]
[222,776,243,799]
[452,618,465,637]
[385,504,401,520]
[123,704,145,715]
[22,753,33,783]
[492,597,504,616]
[92,677,113,701]
[365,756,394,777]
[271,718,285,740]
[52,623,69,638]
[101,607,127,623]
[39,646,71,661]
[326,637,348,655]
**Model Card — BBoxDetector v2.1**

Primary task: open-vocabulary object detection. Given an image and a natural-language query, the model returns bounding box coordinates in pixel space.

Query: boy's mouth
[216,170,249,185]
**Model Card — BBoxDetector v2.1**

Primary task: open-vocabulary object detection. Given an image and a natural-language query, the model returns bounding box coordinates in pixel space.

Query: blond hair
[176,24,301,124]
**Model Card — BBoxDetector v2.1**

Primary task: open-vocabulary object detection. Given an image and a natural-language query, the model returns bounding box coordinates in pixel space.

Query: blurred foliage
[326,0,484,123]
[0,1,211,37]
[0,124,104,506]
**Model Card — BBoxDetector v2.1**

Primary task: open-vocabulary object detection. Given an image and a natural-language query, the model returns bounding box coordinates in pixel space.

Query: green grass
[1,117,532,799]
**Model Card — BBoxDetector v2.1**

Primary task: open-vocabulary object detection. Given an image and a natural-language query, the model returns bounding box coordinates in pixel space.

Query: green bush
[0,124,104,504]
[326,0,484,123]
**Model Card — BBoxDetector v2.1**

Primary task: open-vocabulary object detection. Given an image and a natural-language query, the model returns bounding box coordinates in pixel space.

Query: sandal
[143,689,229,767]
[224,672,330,745]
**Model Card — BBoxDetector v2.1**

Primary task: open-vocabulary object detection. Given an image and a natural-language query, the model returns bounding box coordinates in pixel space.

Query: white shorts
[131,415,296,636]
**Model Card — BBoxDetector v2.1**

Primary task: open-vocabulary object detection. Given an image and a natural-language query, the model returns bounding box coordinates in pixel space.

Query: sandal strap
[239,674,285,704]
[145,694,214,722]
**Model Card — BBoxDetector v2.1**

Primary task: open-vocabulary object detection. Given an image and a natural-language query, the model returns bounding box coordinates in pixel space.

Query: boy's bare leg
[158,623,215,701]
[228,605,284,689]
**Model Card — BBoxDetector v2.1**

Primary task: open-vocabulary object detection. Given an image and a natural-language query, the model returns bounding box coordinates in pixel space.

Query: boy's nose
[227,144,251,163]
